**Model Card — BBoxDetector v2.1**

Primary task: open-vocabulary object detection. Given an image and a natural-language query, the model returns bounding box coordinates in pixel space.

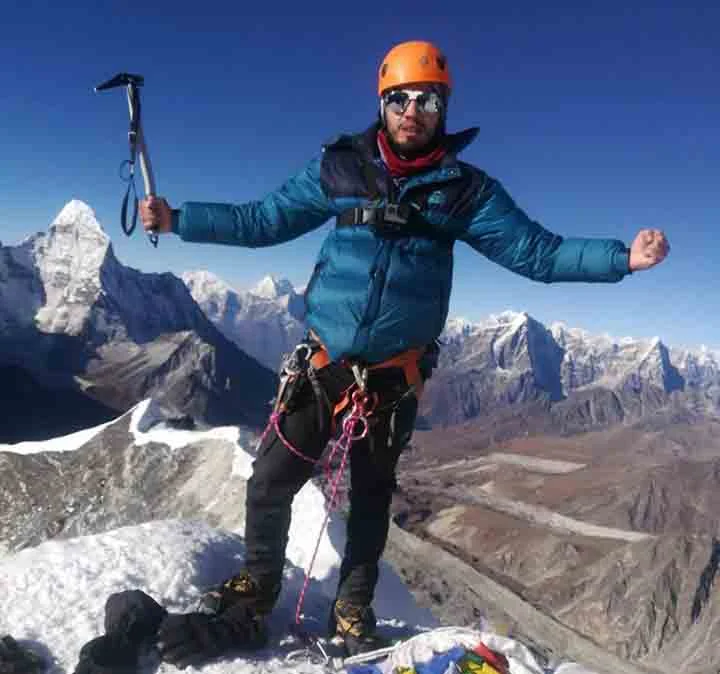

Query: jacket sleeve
[460,177,632,283]
[172,158,336,247]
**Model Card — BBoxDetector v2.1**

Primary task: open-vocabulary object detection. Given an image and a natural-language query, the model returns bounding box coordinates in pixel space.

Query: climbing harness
[336,202,453,243]
[255,337,431,654]
[95,72,159,247]
[308,343,427,422]
[253,333,436,667]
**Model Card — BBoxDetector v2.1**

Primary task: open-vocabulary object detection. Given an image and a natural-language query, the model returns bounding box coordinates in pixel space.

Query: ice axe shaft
[132,123,156,197]
[121,78,156,197]
[95,72,159,246]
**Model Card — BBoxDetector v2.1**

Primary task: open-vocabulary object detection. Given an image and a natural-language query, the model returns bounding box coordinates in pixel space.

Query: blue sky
[1,0,717,349]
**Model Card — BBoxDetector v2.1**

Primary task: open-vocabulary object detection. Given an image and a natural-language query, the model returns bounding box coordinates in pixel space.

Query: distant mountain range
[420,313,720,432]
[182,270,306,371]
[2,200,719,442]
[182,275,720,434]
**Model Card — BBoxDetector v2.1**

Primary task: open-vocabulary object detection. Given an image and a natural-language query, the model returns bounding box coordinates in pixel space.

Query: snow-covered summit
[0,405,600,674]
[52,200,106,235]
[30,201,111,335]
[443,312,530,343]
[251,275,297,300]
[485,310,529,327]
[182,269,232,300]
[443,317,477,339]
[184,272,305,371]
[3,200,206,344]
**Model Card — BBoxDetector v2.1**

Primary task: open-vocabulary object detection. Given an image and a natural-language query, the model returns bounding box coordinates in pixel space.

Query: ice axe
[95,73,159,247]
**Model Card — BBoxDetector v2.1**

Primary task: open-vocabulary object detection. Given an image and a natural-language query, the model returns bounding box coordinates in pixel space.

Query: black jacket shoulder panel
[322,133,355,152]
[443,161,492,220]
[320,125,386,200]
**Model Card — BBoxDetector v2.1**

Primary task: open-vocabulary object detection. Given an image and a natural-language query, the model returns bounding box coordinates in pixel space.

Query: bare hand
[629,229,669,272]
[139,196,173,234]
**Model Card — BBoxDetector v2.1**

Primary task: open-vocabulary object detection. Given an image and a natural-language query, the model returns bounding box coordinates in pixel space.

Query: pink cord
[262,411,323,465]
[256,387,373,628]
[293,396,371,626]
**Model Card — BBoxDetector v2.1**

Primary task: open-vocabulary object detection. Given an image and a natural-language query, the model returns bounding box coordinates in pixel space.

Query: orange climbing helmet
[377,41,452,96]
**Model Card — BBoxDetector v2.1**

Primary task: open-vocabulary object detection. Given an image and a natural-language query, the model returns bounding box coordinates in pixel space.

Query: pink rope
[256,385,374,629]
[293,396,371,626]
[261,411,323,465]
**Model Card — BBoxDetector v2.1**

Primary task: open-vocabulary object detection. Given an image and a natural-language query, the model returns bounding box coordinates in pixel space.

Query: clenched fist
[139,196,173,234]
[629,229,669,272]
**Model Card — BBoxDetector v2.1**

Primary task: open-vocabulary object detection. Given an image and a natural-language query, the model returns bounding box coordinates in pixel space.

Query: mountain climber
[140,40,669,667]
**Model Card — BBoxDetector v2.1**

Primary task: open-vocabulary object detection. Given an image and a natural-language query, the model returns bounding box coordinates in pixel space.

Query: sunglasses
[383,89,444,116]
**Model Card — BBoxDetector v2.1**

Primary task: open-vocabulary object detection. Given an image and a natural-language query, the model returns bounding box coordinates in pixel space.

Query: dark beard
[386,124,446,159]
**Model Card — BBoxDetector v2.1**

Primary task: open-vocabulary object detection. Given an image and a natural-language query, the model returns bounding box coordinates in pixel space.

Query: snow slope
[0,406,598,674]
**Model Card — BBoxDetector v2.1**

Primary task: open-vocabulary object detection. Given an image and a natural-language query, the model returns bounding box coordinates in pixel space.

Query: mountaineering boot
[196,569,280,645]
[199,569,279,615]
[329,599,388,656]
[157,569,278,668]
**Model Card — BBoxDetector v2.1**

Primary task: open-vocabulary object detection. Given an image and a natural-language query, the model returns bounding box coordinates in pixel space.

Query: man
[141,41,669,668]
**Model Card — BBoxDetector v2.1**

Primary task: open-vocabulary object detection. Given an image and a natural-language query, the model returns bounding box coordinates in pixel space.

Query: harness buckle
[383,203,409,225]
[369,203,411,236]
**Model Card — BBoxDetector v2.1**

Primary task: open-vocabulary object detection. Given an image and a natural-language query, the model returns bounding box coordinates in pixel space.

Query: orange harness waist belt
[309,345,426,421]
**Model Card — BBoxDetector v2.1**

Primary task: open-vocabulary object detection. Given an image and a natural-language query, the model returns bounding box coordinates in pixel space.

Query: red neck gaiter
[377,129,447,178]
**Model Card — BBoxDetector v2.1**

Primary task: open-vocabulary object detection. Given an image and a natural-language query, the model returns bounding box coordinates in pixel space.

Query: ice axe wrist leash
[95,73,159,247]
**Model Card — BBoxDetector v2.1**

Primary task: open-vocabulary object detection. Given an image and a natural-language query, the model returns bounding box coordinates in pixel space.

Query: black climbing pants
[244,359,418,607]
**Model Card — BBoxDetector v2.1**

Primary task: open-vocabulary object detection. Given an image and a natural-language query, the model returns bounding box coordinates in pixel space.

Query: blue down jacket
[173,124,631,364]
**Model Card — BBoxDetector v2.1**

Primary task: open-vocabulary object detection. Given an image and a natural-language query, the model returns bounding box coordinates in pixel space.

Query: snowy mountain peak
[184,273,306,371]
[32,201,113,335]
[251,275,296,300]
[443,312,534,343]
[444,317,476,339]
[1,200,209,345]
[182,270,234,296]
[485,310,529,328]
[636,336,667,369]
[52,200,106,236]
